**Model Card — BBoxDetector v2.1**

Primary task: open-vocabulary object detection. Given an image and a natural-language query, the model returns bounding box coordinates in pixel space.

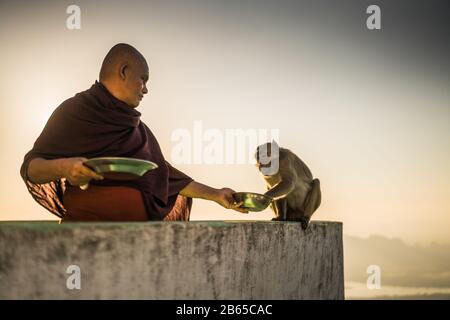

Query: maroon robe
[20,81,193,221]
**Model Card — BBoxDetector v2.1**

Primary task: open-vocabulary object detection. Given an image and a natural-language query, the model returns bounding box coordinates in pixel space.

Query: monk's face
[121,59,149,107]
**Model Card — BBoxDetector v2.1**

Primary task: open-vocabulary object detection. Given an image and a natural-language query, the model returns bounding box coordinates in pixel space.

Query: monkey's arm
[264,179,295,200]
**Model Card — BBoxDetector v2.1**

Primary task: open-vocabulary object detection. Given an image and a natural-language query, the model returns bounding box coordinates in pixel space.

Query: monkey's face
[255,141,280,175]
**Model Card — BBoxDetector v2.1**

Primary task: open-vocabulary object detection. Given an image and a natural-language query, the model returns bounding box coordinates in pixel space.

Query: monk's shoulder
[51,89,90,115]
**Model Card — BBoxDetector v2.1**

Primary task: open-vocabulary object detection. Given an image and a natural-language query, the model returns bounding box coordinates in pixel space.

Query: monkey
[255,141,321,230]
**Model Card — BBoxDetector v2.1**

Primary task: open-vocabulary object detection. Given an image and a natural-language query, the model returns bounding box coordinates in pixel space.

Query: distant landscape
[344,235,450,299]
[371,293,450,300]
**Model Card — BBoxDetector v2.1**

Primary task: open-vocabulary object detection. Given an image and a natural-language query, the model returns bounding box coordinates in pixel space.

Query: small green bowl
[83,157,158,181]
[232,192,273,212]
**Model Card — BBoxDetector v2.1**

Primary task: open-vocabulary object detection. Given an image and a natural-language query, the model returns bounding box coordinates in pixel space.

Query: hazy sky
[1,0,449,245]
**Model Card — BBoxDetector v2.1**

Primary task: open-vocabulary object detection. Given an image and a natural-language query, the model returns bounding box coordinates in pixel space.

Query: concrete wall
[0,221,344,299]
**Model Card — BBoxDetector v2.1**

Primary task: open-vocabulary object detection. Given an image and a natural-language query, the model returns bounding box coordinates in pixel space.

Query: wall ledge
[0,220,344,299]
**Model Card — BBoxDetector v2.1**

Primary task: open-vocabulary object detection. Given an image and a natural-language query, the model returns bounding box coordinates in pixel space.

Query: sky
[0,0,449,245]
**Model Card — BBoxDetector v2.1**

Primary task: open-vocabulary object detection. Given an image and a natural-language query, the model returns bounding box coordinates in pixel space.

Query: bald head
[99,43,149,108]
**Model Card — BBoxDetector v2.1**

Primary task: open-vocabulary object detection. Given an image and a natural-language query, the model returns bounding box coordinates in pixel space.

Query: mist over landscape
[344,235,450,299]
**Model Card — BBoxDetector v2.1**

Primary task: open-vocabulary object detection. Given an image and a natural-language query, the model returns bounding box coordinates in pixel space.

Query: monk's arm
[179,181,220,201]
[27,157,103,185]
[179,181,248,213]
[27,158,68,184]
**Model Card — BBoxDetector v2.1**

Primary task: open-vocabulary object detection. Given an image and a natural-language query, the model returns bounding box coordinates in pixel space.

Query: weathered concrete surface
[0,220,344,299]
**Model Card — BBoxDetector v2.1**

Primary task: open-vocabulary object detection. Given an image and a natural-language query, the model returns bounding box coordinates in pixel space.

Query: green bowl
[83,157,158,181]
[232,192,273,212]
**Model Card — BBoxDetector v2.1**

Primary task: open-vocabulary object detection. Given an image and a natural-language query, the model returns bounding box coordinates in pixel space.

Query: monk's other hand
[61,157,104,186]
[215,188,249,213]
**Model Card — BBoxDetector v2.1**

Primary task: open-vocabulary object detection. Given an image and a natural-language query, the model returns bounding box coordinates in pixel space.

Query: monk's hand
[61,157,104,187]
[215,188,249,213]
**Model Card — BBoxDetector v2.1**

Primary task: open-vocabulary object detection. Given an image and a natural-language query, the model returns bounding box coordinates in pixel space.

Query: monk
[20,43,247,222]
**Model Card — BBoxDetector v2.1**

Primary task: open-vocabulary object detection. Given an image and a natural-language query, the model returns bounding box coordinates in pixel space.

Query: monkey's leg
[270,199,286,221]
[303,179,322,221]
[275,198,287,221]
[272,199,287,221]
[270,201,280,221]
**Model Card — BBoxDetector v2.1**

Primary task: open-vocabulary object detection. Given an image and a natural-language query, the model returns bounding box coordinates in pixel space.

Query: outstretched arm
[180,181,248,213]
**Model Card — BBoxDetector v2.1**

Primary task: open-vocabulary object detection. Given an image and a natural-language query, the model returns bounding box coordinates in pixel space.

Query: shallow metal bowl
[232,192,273,212]
[83,157,158,181]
